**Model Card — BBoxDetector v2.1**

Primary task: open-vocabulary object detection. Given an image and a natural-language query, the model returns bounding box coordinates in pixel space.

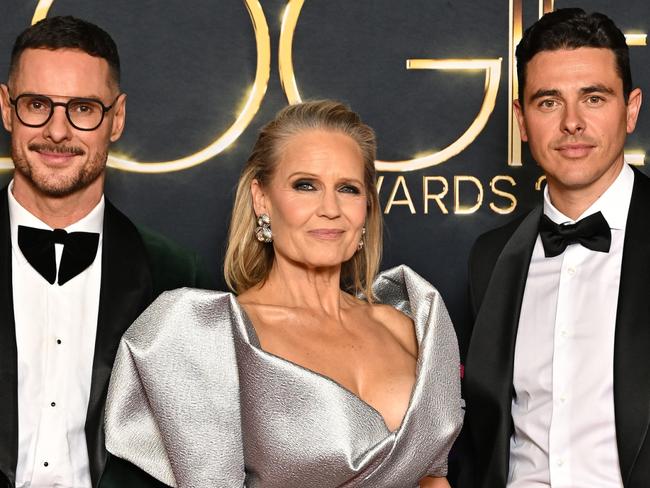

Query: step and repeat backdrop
[1,0,649,353]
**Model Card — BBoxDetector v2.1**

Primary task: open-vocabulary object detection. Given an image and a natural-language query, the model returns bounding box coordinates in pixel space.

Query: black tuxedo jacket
[0,187,212,488]
[461,167,650,488]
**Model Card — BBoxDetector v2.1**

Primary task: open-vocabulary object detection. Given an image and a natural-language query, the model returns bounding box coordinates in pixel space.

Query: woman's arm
[420,476,451,488]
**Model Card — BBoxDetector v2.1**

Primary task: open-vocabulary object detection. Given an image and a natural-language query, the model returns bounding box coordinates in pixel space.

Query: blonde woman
[101,101,462,488]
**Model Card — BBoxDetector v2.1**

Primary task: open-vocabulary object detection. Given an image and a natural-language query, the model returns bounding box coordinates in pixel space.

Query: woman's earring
[357,227,366,251]
[255,214,273,243]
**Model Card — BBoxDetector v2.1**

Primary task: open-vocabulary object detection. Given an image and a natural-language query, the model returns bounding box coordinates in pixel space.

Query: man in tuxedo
[0,16,211,488]
[461,8,649,488]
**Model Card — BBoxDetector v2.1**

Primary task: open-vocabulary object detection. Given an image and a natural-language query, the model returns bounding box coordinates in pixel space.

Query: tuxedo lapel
[0,189,18,486]
[85,200,153,487]
[465,206,541,486]
[0,192,153,487]
[614,169,650,485]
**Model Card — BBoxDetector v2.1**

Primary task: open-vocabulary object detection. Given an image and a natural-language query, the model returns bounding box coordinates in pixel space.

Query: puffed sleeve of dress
[103,290,246,487]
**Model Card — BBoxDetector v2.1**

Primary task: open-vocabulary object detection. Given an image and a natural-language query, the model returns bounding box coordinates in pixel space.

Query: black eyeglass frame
[8,93,121,131]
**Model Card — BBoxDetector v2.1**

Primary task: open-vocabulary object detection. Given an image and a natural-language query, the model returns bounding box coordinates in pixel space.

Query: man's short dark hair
[516,8,632,105]
[9,15,120,87]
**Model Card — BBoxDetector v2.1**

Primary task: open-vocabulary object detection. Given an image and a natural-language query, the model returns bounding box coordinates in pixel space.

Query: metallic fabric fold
[105,265,463,487]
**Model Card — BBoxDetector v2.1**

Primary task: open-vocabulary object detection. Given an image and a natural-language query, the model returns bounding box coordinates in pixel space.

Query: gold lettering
[535,175,546,191]
[376,175,385,194]
[373,59,501,172]
[12,0,643,176]
[508,0,553,166]
[454,176,483,214]
[508,0,523,167]
[279,1,501,172]
[489,175,517,214]
[384,176,416,214]
[423,176,449,214]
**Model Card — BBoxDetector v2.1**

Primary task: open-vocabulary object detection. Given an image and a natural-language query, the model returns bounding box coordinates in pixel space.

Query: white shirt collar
[543,163,634,230]
[8,179,105,240]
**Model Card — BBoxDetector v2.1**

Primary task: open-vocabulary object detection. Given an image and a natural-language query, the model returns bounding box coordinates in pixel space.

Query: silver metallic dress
[104,265,463,487]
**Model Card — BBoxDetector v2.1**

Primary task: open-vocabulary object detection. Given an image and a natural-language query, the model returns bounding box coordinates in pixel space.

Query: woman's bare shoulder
[351,298,418,358]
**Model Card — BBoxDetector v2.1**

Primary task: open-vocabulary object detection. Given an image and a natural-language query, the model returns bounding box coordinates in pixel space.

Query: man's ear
[513,98,528,142]
[109,92,127,142]
[626,87,642,134]
[0,84,14,133]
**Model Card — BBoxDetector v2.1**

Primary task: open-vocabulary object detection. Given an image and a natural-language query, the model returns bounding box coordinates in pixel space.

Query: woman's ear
[251,178,268,217]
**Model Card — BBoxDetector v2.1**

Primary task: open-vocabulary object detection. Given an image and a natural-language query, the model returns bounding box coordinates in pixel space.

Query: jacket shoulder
[468,212,532,314]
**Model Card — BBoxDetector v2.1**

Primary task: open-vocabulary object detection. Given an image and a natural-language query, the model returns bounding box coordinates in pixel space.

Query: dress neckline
[234,298,420,435]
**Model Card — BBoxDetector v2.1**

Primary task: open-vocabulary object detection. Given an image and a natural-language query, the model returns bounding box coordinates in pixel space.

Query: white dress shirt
[10,183,104,488]
[507,164,633,488]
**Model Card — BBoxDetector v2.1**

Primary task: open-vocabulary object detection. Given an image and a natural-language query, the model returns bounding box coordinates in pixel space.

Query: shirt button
[43,461,49,467]
[560,329,568,337]
[567,266,576,276]
[50,402,56,407]
[560,396,566,403]
[56,339,62,345]
[557,458,564,467]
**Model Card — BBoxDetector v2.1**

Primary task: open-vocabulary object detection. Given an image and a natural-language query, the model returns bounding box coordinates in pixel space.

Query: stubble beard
[12,142,107,198]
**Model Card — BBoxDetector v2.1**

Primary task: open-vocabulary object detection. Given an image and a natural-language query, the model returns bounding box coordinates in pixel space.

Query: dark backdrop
[1,0,649,355]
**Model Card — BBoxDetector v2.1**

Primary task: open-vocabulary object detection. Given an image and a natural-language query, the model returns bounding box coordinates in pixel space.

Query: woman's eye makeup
[338,184,361,194]
[292,179,315,191]
[290,178,363,194]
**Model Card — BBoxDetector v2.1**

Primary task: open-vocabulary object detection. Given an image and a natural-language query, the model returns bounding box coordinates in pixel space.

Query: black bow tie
[18,225,100,285]
[539,211,611,258]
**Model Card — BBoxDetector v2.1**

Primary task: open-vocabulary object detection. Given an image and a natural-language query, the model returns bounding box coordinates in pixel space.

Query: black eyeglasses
[9,93,121,131]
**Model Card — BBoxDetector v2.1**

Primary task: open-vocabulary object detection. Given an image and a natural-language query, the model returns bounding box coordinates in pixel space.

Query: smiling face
[514,47,641,211]
[0,48,126,200]
[251,129,368,271]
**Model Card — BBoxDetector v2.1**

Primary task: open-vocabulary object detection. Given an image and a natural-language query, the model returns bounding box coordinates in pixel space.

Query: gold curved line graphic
[32,0,54,23]
[279,0,501,172]
[625,33,647,46]
[376,59,502,172]
[626,152,646,166]
[1,0,271,173]
[279,0,303,103]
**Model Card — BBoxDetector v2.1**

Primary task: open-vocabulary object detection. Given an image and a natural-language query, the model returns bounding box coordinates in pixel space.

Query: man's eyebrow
[579,84,615,96]
[529,89,561,102]
[528,84,616,103]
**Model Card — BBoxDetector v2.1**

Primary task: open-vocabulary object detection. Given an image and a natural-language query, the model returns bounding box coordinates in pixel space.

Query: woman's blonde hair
[224,100,382,300]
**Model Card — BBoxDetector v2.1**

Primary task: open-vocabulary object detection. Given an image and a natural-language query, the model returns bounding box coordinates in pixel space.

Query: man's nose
[42,105,73,143]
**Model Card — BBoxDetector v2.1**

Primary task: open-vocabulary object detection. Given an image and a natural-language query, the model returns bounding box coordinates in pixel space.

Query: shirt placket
[31,283,59,485]
[549,245,580,486]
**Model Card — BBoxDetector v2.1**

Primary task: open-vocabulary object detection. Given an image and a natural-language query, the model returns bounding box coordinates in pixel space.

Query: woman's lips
[308,229,345,239]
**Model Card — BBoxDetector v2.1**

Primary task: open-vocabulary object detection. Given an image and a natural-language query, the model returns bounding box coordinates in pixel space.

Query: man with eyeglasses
[0,16,211,488]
